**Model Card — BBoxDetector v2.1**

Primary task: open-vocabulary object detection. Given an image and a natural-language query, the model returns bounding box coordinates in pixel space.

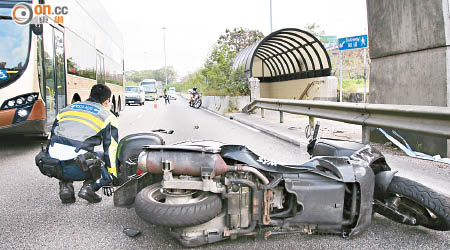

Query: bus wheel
[71,94,81,104]
[112,97,117,113]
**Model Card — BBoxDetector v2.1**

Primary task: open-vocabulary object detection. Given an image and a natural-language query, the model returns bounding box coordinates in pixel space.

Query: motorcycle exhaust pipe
[138,150,270,184]
[138,150,229,176]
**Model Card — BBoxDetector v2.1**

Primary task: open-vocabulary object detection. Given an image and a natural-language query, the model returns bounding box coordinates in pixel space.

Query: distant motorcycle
[113,125,450,247]
[189,93,202,109]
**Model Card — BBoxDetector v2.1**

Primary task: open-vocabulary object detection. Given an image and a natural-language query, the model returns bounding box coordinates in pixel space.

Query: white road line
[202,108,260,133]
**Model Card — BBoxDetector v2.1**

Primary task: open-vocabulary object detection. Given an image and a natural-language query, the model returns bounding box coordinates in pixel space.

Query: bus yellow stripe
[60,111,104,128]
[59,117,100,132]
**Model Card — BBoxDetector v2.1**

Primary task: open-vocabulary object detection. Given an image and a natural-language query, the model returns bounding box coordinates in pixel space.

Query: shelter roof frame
[233,28,332,82]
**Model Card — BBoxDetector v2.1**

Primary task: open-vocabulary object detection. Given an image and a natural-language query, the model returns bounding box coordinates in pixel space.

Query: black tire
[375,176,450,231]
[193,100,202,109]
[135,183,222,227]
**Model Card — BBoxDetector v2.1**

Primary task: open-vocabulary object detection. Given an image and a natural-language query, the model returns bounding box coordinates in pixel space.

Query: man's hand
[102,185,114,196]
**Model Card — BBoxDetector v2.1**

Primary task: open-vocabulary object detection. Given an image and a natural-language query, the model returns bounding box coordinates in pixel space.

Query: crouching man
[46,84,119,203]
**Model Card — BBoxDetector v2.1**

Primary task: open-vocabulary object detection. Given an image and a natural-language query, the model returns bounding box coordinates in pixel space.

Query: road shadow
[0,135,46,155]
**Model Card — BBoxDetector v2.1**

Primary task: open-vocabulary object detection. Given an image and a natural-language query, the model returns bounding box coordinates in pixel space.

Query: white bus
[140,79,158,101]
[0,0,124,136]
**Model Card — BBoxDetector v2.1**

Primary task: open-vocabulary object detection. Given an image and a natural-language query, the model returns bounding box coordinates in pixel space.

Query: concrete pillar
[367,0,450,156]
[248,77,260,102]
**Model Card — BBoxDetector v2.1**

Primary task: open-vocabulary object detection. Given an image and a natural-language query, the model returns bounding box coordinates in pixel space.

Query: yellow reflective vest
[49,98,119,177]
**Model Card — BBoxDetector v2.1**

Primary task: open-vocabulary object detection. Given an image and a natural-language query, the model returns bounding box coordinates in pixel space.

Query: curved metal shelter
[233,28,332,82]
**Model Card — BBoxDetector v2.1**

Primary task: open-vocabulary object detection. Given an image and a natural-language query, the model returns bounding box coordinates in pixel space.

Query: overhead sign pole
[338,34,368,103]
[363,48,367,103]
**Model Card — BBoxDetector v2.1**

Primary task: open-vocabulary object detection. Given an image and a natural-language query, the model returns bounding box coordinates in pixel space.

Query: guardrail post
[261,108,265,118]
[362,125,370,144]
[309,116,315,129]
[280,111,284,123]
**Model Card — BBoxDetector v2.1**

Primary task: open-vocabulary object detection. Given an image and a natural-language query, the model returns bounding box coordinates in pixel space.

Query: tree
[201,27,264,95]
[303,22,325,37]
[216,27,264,55]
[125,66,177,84]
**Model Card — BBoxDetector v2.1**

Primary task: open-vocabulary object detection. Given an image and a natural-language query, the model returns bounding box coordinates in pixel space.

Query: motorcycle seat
[313,138,366,157]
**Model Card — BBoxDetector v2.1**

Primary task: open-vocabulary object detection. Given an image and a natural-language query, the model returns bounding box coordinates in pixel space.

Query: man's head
[90,84,111,106]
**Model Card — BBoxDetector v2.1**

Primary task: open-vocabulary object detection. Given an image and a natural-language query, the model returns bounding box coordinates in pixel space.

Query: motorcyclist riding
[189,86,198,106]
[46,84,119,204]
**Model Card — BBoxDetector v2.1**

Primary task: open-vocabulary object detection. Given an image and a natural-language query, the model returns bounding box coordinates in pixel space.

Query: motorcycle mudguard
[116,133,164,185]
[113,172,153,208]
[117,133,164,163]
[374,170,398,194]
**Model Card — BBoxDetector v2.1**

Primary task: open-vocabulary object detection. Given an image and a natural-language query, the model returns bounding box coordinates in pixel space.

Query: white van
[168,87,177,100]
[125,86,146,105]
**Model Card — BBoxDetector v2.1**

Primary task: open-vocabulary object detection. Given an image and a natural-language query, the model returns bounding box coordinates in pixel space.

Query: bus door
[42,24,66,129]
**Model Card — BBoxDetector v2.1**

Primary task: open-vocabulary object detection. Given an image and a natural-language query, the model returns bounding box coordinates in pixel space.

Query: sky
[98,0,368,78]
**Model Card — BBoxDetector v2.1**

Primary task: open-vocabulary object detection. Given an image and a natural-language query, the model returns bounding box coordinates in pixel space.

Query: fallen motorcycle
[113,125,450,247]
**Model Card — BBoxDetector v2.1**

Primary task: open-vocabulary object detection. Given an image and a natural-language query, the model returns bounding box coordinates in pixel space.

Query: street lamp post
[270,0,272,32]
[143,51,149,70]
[162,27,167,86]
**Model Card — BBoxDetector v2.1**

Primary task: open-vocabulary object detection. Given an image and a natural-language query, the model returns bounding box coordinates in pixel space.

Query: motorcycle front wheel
[374,176,450,231]
[135,183,222,227]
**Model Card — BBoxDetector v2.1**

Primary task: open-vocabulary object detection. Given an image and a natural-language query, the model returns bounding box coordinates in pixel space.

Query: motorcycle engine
[227,184,251,229]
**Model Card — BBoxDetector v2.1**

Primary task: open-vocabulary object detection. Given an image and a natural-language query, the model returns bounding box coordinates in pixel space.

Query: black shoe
[78,180,102,203]
[59,181,75,204]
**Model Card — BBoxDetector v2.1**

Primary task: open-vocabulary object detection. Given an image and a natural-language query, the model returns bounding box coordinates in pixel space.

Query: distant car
[168,87,177,100]
[125,86,145,106]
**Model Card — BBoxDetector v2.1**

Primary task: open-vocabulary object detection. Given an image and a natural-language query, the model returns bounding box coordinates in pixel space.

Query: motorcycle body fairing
[220,142,383,236]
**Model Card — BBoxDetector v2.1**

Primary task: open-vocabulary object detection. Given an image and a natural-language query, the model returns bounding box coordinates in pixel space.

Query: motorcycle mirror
[305,122,321,141]
[305,125,312,139]
[312,122,320,140]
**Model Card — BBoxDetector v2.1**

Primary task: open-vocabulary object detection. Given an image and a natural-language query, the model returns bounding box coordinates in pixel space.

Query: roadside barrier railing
[244,98,450,143]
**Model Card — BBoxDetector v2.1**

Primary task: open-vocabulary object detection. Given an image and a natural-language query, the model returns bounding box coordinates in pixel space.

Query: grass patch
[342,79,369,92]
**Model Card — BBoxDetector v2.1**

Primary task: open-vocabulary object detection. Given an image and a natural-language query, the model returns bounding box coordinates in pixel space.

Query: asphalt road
[0,96,449,249]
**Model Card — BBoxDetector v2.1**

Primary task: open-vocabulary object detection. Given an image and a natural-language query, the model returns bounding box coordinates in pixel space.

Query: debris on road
[377,128,450,164]
[123,228,141,237]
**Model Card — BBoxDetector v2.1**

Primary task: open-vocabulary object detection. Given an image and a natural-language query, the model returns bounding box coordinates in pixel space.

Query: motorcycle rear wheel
[374,176,450,231]
[135,183,222,227]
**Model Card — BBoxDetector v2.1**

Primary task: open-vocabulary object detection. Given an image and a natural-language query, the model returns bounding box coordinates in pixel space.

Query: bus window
[43,26,56,125]
[54,29,66,110]
[0,7,30,89]
[37,35,44,98]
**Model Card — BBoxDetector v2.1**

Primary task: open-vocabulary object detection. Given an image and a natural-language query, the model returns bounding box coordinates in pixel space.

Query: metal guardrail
[245,98,450,139]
